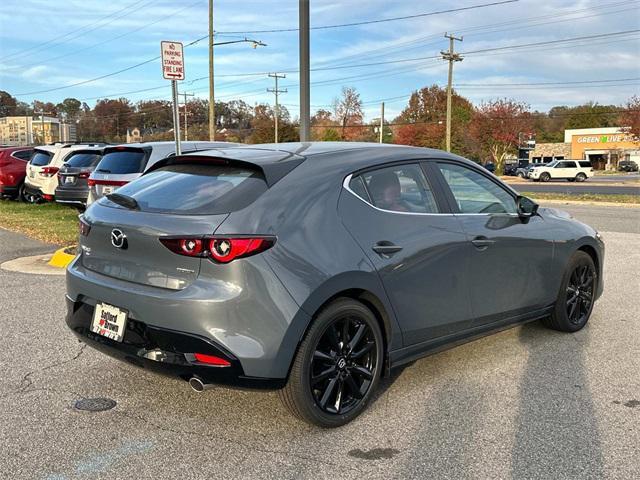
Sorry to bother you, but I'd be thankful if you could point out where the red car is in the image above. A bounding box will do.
[0,147,34,200]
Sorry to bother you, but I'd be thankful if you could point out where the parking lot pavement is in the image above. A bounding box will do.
[0,205,639,480]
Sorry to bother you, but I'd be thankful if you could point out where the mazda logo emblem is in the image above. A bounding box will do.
[111,229,127,249]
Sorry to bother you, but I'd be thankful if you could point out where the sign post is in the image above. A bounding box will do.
[161,41,185,155]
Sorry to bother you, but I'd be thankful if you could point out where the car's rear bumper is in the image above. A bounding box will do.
[55,188,88,206]
[0,185,19,196]
[65,295,286,390]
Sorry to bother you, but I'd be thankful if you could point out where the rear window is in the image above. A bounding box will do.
[30,150,53,166]
[65,151,102,168]
[96,149,147,174]
[100,163,267,214]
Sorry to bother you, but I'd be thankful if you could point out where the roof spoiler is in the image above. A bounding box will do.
[145,154,304,187]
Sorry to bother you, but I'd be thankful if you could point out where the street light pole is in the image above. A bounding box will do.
[181,92,195,141]
[379,102,385,144]
[299,0,310,142]
[208,0,215,141]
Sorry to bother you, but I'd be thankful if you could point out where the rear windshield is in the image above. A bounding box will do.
[96,149,147,174]
[65,151,102,168]
[30,150,53,166]
[100,163,268,214]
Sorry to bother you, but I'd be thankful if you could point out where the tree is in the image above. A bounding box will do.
[333,86,363,140]
[32,100,57,116]
[620,96,640,141]
[0,91,18,117]
[93,98,134,142]
[563,102,620,129]
[56,98,81,121]
[311,109,339,141]
[469,99,532,175]
[393,85,474,155]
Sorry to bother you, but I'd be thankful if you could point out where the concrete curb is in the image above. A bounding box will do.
[1,252,66,276]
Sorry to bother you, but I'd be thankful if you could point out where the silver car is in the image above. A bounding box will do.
[86,141,238,205]
[66,142,604,427]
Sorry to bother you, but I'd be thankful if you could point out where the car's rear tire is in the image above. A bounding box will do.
[540,172,551,182]
[517,172,525,178]
[575,173,587,182]
[279,298,384,428]
[543,251,596,332]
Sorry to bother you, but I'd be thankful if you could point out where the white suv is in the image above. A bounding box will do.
[24,143,105,202]
[529,160,594,182]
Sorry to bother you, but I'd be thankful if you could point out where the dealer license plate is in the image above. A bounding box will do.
[91,303,127,342]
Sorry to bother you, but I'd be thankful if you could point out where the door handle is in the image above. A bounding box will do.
[372,241,403,256]
[471,236,495,250]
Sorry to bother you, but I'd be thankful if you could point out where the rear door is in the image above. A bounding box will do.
[90,147,150,199]
[26,149,54,187]
[433,161,554,325]
[81,162,268,290]
[339,162,473,345]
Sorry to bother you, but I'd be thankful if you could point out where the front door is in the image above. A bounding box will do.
[339,162,473,346]
[434,161,554,325]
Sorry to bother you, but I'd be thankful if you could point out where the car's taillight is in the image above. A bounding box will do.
[79,217,91,236]
[39,166,59,177]
[208,237,274,263]
[160,236,275,263]
[88,179,129,187]
[159,238,204,257]
[79,172,91,179]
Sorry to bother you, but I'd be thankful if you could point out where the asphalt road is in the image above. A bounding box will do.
[1,203,639,479]
[513,183,640,196]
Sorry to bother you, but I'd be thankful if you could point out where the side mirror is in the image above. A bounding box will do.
[517,196,539,218]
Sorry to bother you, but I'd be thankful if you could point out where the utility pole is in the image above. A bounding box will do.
[34,109,53,144]
[441,33,463,153]
[208,0,215,141]
[379,102,385,144]
[267,73,287,143]
[181,92,195,141]
[299,0,310,141]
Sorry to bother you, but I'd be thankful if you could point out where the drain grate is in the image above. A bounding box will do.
[74,397,117,412]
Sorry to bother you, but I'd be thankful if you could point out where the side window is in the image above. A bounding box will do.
[438,163,517,214]
[12,150,32,161]
[579,161,591,168]
[349,164,438,213]
[556,161,574,168]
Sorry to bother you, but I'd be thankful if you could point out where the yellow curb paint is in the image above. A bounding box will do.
[47,248,75,268]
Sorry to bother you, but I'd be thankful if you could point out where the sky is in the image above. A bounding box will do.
[0,0,638,121]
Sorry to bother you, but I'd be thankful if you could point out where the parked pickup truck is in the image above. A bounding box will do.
[529,160,594,182]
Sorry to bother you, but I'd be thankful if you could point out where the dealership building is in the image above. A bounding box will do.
[531,127,640,170]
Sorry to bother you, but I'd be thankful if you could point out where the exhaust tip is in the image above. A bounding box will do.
[188,377,205,392]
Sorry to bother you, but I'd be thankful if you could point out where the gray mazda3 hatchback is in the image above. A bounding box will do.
[66,142,604,427]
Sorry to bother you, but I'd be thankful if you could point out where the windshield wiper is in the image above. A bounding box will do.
[96,168,111,173]
[107,192,139,210]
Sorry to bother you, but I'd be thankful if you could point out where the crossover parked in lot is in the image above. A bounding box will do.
[55,147,105,208]
[87,141,238,205]
[0,146,33,200]
[529,159,593,182]
[66,143,604,427]
[25,143,106,202]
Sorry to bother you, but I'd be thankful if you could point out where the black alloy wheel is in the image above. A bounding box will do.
[279,298,383,427]
[310,316,377,415]
[544,251,596,332]
[565,264,595,326]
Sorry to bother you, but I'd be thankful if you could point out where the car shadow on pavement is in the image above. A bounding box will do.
[512,321,604,478]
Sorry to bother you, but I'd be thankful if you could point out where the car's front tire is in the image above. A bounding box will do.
[279,298,384,428]
[540,172,551,182]
[543,251,596,332]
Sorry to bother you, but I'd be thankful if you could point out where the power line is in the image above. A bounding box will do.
[0,0,153,62]
[215,1,519,34]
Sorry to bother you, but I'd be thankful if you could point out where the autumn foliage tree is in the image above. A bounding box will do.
[620,96,640,141]
[393,85,474,156]
[469,99,532,175]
